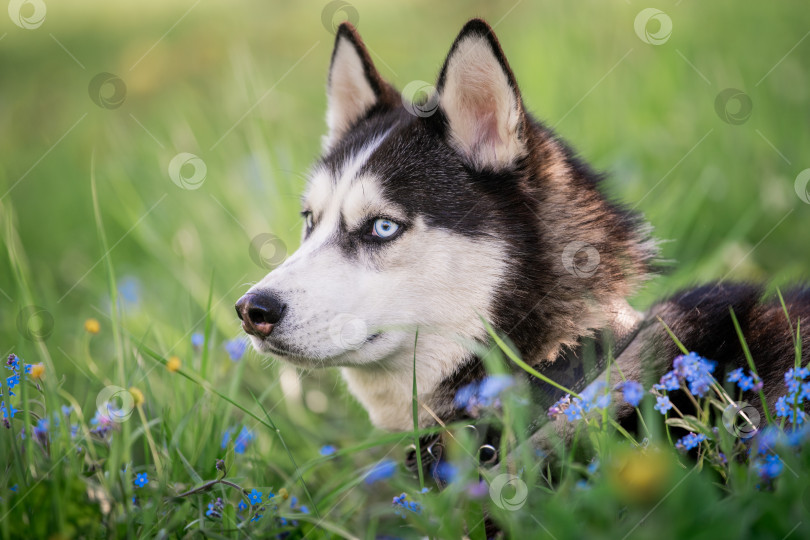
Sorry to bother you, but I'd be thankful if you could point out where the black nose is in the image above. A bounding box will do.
[235,292,286,338]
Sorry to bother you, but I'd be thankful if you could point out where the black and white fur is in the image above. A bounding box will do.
[237,20,809,434]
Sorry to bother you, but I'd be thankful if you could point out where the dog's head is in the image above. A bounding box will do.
[236,20,653,410]
[236,20,531,368]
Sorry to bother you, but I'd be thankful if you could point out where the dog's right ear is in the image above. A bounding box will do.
[324,23,396,150]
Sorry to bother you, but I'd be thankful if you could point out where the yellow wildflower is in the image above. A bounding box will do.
[166,356,181,373]
[129,387,145,407]
[84,318,100,334]
[30,363,45,379]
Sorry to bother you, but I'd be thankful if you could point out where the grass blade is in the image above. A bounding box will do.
[411,328,425,490]
[729,307,773,424]
[200,272,215,378]
[482,318,579,398]
[656,316,689,355]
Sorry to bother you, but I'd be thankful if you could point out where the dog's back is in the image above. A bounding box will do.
[645,283,809,412]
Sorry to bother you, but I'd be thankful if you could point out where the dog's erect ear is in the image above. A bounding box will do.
[325,23,397,150]
[436,19,526,170]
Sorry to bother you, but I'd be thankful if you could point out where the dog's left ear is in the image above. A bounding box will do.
[324,23,398,150]
[436,19,526,170]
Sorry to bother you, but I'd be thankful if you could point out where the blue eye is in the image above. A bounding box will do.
[372,218,400,239]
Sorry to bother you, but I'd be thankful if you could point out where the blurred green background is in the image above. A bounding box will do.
[1,0,809,475]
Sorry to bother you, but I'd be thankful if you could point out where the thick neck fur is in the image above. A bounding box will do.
[341,298,644,432]
[487,117,656,366]
[341,331,473,431]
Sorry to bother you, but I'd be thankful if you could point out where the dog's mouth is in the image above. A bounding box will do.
[259,340,301,358]
[253,332,384,364]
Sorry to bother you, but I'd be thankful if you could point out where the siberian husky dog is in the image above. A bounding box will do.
[236,19,809,438]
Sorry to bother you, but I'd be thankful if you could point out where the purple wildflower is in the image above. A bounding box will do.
[320,444,337,456]
[392,492,422,518]
[654,395,673,415]
[563,401,583,421]
[134,473,148,488]
[234,426,254,454]
[735,372,762,392]
[33,418,49,445]
[466,480,488,498]
[247,488,262,505]
[432,461,458,484]
[453,375,515,414]
[675,432,707,452]
[221,425,255,454]
[753,454,783,480]
[753,426,781,456]
[654,371,680,392]
[224,339,247,361]
[547,394,571,418]
[1,401,19,420]
[663,352,717,397]
[206,497,224,519]
[365,459,396,484]
[774,366,809,425]
[6,354,19,371]
[477,375,515,405]
[727,368,744,383]
[620,381,644,407]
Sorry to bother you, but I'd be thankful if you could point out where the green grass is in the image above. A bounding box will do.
[1,0,810,537]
